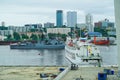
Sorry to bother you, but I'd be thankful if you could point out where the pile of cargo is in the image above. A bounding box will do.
[98,68,117,80]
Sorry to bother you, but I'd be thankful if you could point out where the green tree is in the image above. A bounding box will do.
[30,34,38,41]
[38,34,41,40]
[61,34,67,41]
[68,32,73,37]
[21,34,29,40]
[30,29,38,32]
[7,35,12,40]
[100,29,108,37]
[94,27,108,37]
[13,32,21,41]
[43,28,47,33]
[5,34,14,41]
[94,27,101,32]
[48,33,56,39]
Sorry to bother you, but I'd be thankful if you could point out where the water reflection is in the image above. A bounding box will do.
[0,45,118,66]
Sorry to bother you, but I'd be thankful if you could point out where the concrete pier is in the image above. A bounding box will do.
[61,66,118,80]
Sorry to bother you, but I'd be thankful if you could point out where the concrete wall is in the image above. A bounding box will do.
[114,0,120,71]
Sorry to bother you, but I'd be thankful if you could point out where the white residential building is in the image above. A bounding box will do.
[67,11,77,27]
[47,28,71,35]
[0,35,6,41]
[8,26,27,32]
[0,30,13,36]
[85,13,93,32]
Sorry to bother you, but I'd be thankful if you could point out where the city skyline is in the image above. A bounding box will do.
[0,0,114,26]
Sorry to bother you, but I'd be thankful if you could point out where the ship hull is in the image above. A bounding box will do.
[10,44,65,49]
[65,37,101,65]
[10,39,65,49]
[90,37,115,45]
[65,46,82,64]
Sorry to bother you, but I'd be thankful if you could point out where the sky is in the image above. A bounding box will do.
[0,0,115,26]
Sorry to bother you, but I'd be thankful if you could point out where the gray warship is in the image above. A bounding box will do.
[10,39,65,49]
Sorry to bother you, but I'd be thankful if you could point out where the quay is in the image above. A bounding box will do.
[61,66,119,80]
[0,65,119,80]
[0,66,66,80]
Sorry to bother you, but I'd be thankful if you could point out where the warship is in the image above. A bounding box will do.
[10,39,65,49]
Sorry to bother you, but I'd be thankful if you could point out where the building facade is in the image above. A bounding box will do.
[56,10,63,27]
[25,24,42,29]
[25,23,42,31]
[8,26,27,33]
[67,11,77,27]
[0,30,13,36]
[47,28,71,35]
[85,13,93,32]
[94,19,114,29]
[44,22,54,28]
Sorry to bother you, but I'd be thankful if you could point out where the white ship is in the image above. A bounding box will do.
[65,37,102,66]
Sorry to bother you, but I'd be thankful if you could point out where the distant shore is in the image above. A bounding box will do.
[0,40,37,45]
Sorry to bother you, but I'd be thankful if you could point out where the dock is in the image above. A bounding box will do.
[0,66,119,80]
[61,66,119,80]
[0,66,66,80]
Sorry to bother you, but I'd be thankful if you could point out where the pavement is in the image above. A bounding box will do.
[0,66,66,80]
[0,66,119,80]
[61,66,118,80]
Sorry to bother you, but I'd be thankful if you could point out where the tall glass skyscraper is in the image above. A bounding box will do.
[56,10,63,27]
[67,11,77,27]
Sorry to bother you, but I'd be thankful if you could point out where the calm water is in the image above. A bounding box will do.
[0,45,118,66]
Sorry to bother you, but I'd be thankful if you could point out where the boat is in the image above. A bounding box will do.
[90,37,115,45]
[10,39,65,49]
[65,37,102,65]
[0,41,20,45]
[0,40,37,45]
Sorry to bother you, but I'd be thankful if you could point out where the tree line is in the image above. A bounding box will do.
[5,32,67,41]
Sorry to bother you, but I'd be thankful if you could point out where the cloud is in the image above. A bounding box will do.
[0,0,115,26]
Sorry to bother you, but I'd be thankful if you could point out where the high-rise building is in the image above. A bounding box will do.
[114,0,120,73]
[67,11,77,27]
[56,10,63,27]
[85,13,93,32]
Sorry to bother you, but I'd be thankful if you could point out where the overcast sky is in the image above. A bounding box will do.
[0,0,114,26]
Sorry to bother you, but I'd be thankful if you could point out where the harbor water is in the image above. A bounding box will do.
[0,45,117,66]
